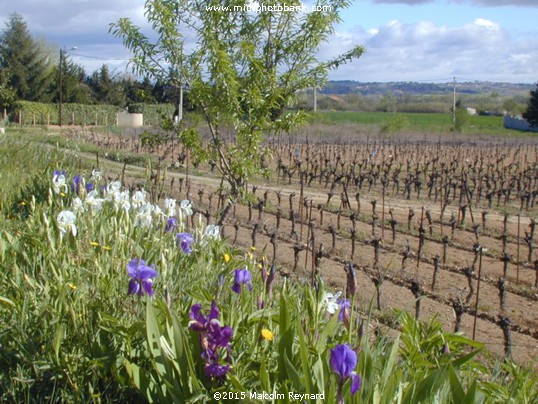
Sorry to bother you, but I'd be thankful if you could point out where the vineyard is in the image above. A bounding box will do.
[55,124,538,367]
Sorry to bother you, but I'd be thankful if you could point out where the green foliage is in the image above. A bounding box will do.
[380,114,409,134]
[110,0,364,198]
[451,99,470,133]
[0,68,15,110]
[0,14,55,102]
[522,82,538,127]
[12,101,119,126]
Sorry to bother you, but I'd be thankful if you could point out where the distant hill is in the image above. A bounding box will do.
[320,81,532,96]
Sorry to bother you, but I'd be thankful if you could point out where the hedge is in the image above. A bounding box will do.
[9,101,177,126]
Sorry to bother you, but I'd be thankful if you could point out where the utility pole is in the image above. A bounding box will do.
[313,86,317,112]
[452,76,456,126]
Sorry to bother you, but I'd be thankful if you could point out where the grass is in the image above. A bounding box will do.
[307,110,532,136]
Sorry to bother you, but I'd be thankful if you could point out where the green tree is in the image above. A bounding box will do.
[0,14,55,102]
[87,64,126,106]
[0,68,15,116]
[522,82,538,127]
[110,0,364,205]
[50,54,92,104]
[451,99,469,133]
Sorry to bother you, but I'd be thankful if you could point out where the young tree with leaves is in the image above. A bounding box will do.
[522,82,538,127]
[110,0,364,213]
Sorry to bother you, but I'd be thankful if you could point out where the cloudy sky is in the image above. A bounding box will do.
[0,0,536,83]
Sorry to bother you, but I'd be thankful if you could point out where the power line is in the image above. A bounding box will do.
[68,51,131,61]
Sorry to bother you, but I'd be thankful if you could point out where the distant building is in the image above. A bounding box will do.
[466,107,477,115]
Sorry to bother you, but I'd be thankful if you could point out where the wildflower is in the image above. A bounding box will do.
[165,217,179,233]
[337,298,351,322]
[330,344,361,402]
[232,268,253,294]
[67,283,77,290]
[113,190,131,212]
[223,253,231,263]
[176,232,194,254]
[85,190,104,212]
[189,301,233,381]
[71,175,84,194]
[72,197,84,213]
[127,258,158,297]
[52,171,68,194]
[266,263,277,295]
[179,199,193,216]
[164,198,177,217]
[321,291,343,315]
[261,328,274,341]
[134,203,154,227]
[105,181,122,200]
[131,189,147,207]
[91,169,102,182]
[90,241,100,247]
[57,210,77,237]
[204,224,220,239]
[204,363,231,380]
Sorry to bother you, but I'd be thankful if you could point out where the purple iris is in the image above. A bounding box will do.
[189,301,233,381]
[86,182,95,192]
[330,344,361,398]
[176,232,194,253]
[189,302,233,347]
[165,217,179,233]
[53,169,67,178]
[232,268,253,294]
[204,363,231,380]
[337,298,351,322]
[71,175,82,193]
[127,258,158,297]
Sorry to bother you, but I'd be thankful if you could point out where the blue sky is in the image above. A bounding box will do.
[0,0,536,83]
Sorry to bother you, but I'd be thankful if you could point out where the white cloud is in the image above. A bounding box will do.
[321,18,537,82]
[373,0,538,6]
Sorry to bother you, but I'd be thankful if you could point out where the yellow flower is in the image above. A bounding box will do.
[90,241,100,247]
[103,245,112,251]
[20,201,26,206]
[60,192,66,197]
[261,328,274,342]
[250,246,256,252]
[67,283,77,290]
[224,253,231,263]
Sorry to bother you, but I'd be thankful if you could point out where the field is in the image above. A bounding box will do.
[1,116,538,402]
[308,111,519,135]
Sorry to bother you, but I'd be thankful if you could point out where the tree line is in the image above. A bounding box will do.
[0,14,187,115]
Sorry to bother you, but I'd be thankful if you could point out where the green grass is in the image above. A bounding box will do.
[308,110,529,136]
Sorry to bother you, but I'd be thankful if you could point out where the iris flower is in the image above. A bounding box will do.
[232,268,253,294]
[57,210,77,237]
[189,301,233,381]
[176,232,194,253]
[165,217,179,233]
[330,344,361,401]
[127,258,158,297]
